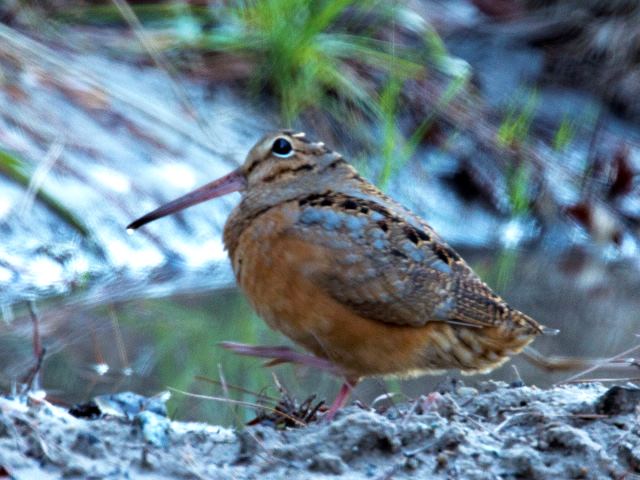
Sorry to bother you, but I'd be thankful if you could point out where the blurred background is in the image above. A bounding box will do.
[1,0,639,425]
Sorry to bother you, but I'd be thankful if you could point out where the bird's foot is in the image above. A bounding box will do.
[322,379,359,422]
[220,342,359,421]
[219,341,341,374]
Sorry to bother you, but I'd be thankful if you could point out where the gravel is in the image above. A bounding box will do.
[1,381,639,479]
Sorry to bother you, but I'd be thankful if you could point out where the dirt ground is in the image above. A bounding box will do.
[1,380,640,479]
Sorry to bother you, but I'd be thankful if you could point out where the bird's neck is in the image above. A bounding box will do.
[223,162,369,256]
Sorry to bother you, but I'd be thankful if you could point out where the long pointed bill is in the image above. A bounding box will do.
[127,168,246,231]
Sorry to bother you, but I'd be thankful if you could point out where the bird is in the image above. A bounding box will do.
[127,130,553,419]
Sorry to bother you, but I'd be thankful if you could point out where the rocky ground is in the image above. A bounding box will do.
[1,380,640,479]
[2,2,640,479]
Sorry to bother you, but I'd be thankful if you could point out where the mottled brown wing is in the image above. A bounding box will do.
[290,193,531,330]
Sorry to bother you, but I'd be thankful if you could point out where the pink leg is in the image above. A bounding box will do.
[220,342,358,421]
[219,341,340,374]
[323,378,359,421]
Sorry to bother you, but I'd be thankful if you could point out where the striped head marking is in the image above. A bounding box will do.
[242,131,343,187]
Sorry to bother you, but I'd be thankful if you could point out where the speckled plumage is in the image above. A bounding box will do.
[222,130,544,379]
[127,129,549,418]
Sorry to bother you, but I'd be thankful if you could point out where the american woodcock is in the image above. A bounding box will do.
[128,130,551,419]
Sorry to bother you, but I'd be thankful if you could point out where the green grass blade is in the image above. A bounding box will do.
[0,149,91,238]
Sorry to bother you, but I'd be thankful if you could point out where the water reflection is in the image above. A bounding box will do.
[1,245,638,426]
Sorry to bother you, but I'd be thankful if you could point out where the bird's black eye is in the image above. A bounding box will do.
[271,138,294,158]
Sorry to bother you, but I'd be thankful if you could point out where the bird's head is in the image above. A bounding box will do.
[126,130,347,231]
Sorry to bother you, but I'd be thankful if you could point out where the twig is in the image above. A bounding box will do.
[18,138,65,216]
[20,302,46,393]
[511,364,523,384]
[401,397,420,428]
[194,375,278,402]
[108,306,130,375]
[217,363,230,401]
[168,387,306,427]
[207,368,282,467]
[557,343,640,385]
[563,376,640,384]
